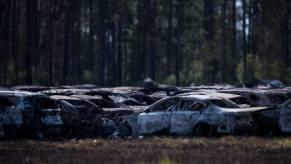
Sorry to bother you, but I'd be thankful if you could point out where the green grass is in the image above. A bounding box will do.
[1,136,291,164]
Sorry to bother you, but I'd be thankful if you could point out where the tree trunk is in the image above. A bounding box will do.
[232,0,236,58]
[175,0,185,85]
[285,0,290,67]
[63,0,71,84]
[251,0,258,56]
[48,0,53,86]
[10,0,20,85]
[72,0,81,83]
[117,16,123,85]
[221,0,226,83]
[88,0,95,74]
[26,0,38,84]
[148,0,157,81]
[242,0,247,82]
[203,0,215,83]
[97,0,108,86]
[248,0,253,55]
[166,0,173,75]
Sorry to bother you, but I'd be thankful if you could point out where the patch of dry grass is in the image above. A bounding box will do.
[1,136,291,164]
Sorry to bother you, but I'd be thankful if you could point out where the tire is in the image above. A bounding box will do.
[116,121,132,138]
[193,123,215,137]
[253,120,277,137]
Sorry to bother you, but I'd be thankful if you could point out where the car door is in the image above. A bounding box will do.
[170,99,206,135]
[137,97,178,135]
[280,100,291,132]
[0,96,22,126]
[59,100,80,125]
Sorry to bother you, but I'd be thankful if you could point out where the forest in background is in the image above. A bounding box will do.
[0,0,290,87]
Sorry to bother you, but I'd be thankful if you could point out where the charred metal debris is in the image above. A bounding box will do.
[0,82,291,140]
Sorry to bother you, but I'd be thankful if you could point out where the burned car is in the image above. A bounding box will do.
[70,94,137,116]
[178,92,256,108]
[49,95,81,136]
[0,96,23,137]
[42,89,124,108]
[98,91,145,106]
[125,95,276,137]
[220,89,289,107]
[127,92,158,105]
[50,95,116,137]
[0,91,63,139]
[111,87,159,105]
[279,99,291,133]
[70,94,119,108]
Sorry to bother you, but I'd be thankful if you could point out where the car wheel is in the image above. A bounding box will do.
[193,123,215,137]
[116,121,132,138]
[253,120,277,137]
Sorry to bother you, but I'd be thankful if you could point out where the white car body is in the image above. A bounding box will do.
[127,95,268,136]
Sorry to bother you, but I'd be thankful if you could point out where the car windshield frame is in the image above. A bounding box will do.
[208,98,240,108]
[33,96,58,109]
[229,96,253,106]
[266,93,288,105]
[144,97,179,113]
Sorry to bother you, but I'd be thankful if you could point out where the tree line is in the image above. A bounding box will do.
[0,0,290,87]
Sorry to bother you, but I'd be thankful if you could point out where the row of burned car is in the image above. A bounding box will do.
[0,84,291,139]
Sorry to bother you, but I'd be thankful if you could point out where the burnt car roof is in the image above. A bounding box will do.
[49,95,82,101]
[41,89,93,95]
[111,87,144,94]
[178,94,223,100]
[178,92,242,99]
[220,88,265,94]
[71,94,103,100]
[0,91,46,97]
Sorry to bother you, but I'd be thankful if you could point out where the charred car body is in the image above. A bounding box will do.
[177,91,256,108]
[279,99,291,133]
[1,82,290,140]
[125,95,276,137]
[50,95,116,137]
[219,89,291,134]
[220,89,289,107]
[0,96,23,137]
[0,91,63,138]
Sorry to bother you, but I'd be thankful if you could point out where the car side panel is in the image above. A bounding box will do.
[170,111,200,135]
[137,112,170,135]
[280,105,291,132]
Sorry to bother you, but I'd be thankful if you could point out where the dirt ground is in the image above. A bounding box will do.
[1,136,291,164]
